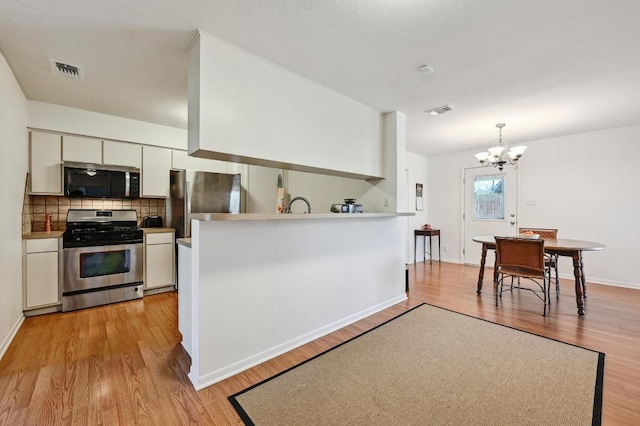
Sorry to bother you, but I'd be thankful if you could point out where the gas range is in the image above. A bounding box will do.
[62,209,144,311]
[63,209,143,248]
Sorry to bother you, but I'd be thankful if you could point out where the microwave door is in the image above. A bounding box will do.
[66,168,110,197]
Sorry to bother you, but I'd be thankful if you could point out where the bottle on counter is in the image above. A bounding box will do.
[45,213,52,233]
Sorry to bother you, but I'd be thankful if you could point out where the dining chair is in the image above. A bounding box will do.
[495,237,551,316]
[519,227,559,299]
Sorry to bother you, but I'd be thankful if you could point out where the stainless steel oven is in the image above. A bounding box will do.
[62,209,144,312]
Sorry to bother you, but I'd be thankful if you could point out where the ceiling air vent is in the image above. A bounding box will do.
[425,105,454,116]
[50,59,83,80]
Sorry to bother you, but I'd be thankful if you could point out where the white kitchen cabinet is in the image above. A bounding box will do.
[23,238,60,309]
[29,131,63,194]
[144,231,175,290]
[172,149,202,171]
[62,135,103,164]
[141,145,172,197]
[201,157,228,173]
[103,140,142,168]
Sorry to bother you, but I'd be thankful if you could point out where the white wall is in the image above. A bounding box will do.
[27,101,187,150]
[0,51,28,359]
[189,32,383,180]
[427,124,640,288]
[406,152,430,263]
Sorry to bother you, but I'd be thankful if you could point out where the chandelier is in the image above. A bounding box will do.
[474,123,527,171]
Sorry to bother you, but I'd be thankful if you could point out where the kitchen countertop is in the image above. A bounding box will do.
[22,231,64,239]
[177,238,191,248]
[191,212,414,221]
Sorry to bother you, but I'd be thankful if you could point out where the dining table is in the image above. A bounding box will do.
[472,235,606,316]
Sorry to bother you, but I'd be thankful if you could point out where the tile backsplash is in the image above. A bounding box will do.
[28,196,166,232]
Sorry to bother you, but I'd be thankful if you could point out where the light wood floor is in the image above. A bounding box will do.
[1,261,639,425]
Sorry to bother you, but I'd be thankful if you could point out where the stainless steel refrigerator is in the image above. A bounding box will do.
[168,170,241,238]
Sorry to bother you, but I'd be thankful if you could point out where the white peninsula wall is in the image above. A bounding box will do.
[179,213,409,389]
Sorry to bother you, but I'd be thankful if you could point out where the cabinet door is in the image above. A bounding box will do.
[141,146,171,197]
[103,140,142,168]
[172,150,202,171]
[145,243,174,289]
[30,131,63,194]
[25,251,59,308]
[201,158,228,173]
[62,135,103,164]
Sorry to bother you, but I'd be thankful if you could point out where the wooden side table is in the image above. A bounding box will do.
[414,229,441,264]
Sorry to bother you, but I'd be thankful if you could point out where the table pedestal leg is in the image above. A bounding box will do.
[572,251,586,316]
[477,244,488,295]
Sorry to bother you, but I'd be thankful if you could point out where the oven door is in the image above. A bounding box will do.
[63,243,143,293]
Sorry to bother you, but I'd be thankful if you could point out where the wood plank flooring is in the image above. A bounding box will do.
[1,261,639,425]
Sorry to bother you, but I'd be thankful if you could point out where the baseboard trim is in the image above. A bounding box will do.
[0,313,25,361]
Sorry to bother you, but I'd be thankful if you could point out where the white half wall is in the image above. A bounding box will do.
[427,124,640,288]
[190,216,408,389]
[188,32,383,179]
[0,51,27,359]
[27,101,187,150]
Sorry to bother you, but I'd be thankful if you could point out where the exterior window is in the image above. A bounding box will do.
[474,174,505,220]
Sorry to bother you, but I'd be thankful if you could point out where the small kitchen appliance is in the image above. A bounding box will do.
[330,198,363,213]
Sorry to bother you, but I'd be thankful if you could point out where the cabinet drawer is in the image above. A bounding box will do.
[26,238,59,253]
[146,232,174,245]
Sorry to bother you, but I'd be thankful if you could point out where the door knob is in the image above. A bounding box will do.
[510,214,515,217]
[510,221,515,225]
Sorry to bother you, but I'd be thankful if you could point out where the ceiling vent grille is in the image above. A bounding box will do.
[50,59,83,79]
[425,105,454,116]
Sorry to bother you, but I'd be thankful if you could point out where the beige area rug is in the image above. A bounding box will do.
[229,304,604,425]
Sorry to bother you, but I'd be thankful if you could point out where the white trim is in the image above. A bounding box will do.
[0,314,25,361]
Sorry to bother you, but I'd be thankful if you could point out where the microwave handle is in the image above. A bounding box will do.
[124,171,130,198]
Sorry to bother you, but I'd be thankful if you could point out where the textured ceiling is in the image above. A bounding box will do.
[2,0,640,156]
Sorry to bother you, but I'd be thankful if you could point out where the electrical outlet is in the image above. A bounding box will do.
[442,245,449,253]
[383,197,390,207]
[525,198,537,206]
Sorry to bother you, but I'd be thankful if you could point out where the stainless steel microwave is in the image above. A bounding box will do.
[63,164,140,199]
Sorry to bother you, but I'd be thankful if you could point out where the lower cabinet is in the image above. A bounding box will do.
[23,238,61,310]
[144,231,175,291]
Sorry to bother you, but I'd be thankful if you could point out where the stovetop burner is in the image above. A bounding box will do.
[63,209,143,248]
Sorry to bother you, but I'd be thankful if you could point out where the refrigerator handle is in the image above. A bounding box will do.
[185,178,191,238]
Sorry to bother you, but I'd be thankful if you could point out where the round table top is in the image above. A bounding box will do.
[472,235,606,252]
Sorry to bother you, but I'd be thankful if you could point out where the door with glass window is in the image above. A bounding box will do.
[463,167,518,265]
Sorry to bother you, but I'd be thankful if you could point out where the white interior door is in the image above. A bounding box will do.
[463,167,518,265]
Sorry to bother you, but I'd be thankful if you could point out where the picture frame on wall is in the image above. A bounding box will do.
[416,183,423,211]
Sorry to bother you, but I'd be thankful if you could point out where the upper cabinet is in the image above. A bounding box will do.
[62,135,102,164]
[62,136,142,169]
[201,158,229,173]
[172,149,202,171]
[103,140,142,169]
[142,146,171,198]
[29,130,171,197]
[29,131,63,195]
